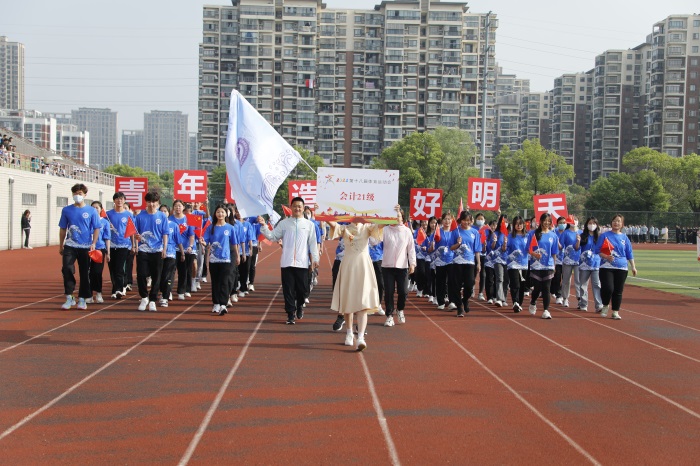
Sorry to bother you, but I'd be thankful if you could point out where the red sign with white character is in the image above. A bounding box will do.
[467,178,500,211]
[174,170,208,203]
[533,193,568,220]
[225,176,235,204]
[409,188,443,221]
[115,177,148,210]
[288,180,317,206]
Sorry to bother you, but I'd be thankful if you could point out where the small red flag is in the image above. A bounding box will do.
[416,228,427,245]
[525,220,531,230]
[434,227,441,243]
[282,205,292,216]
[565,214,576,225]
[124,216,137,238]
[500,221,508,235]
[450,218,458,231]
[601,237,614,256]
[202,219,211,231]
[99,209,107,219]
[457,198,464,218]
[185,213,203,230]
[88,249,103,263]
[529,234,539,253]
[178,224,187,234]
[479,225,488,244]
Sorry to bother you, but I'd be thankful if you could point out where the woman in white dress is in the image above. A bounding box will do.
[328,205,401,351]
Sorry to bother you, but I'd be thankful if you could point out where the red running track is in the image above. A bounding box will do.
[0,243,699,464]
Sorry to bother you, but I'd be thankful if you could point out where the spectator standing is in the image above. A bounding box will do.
[21,210,32,249]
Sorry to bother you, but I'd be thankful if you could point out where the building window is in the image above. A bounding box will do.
[57,197,69,207]
[22,193,37,206]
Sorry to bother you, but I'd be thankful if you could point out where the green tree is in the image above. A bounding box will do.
[372,131,445,207]
[208,164,228,205]
[585,170,671,214]
[104,164,165,193]
[431,126,479,211]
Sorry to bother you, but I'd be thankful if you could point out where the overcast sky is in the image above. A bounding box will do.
[5,0,697,134]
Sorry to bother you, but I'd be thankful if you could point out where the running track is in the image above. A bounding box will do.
[0,244,698,464]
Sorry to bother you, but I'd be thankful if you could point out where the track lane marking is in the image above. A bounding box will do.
[0,294,64,315]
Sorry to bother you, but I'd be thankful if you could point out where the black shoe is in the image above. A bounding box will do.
[296,308,304,319]
[115,291,123,300]
[218,306,228,316]
[286,317,295,325]
[457,310,465,317]
[332,315,345,332]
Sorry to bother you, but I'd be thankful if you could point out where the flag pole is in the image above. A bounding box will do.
[295,152,317,175]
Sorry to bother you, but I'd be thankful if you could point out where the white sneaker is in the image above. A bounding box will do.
[138,298,148,311]
[185,292,191,298]
[478,293,485,301]
[448,303,457,310]
[398,310,405,324]
[178,294,185,300]
[126,284,132,292]
[212,304,221,314]
[344,332,354,346]
[191,283,198,293]
[61,295,76,310]
[148,301,157,312]
[384,316,395,327]
[231,294,238,303]
[437,304,445,310]
[201,277,208,283]
[600,305,609,318]
[159,298,169,308]
[524,291,530,297]
[376,305,385,316]
[563,299,569,308]
[248,284,255,291]
[85,297,94,304]
[95,293,104,304]
[555,297,564,305]
[528,304,537,315]
[416,291,423,297]
[541,310,552,319]
[196,282,201,290]
[169,293,173,300]
[578,305,587,311]
[304,298,310,304]
[357,338,367,351]
[238,291,246,298]
[111,294,117,299]
[487,299,494,304]
[495,300,503,307]
[612,311,621,320]
[227,299,232,306]
[428,296,435,304]
[77,298,87,310]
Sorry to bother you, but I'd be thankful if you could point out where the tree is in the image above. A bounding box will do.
[585,171,671,216]
[372,131,445,207]
[208,164,228,204]
[431,127,479,211]
[104,164,165,192]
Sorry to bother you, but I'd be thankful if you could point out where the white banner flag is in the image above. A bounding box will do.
[224,90,300,217]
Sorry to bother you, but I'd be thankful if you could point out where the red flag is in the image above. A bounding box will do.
[450,218,458,231]
[565,214,576,225]
[416,228,427,245]
[195,219,211,239]
[525,220,531,230]
[88,249,103,263]
[500,221,508,235]
[601,237,614,256]
[529,234,539,253]
[124,216,137,238]
[202,219,211,231]
[457,198,464,217]
[99,209,107,219]
[282,205,292,216]
[479,225,489,244]
[178,224,187,234]
[434,227,441,243]
[185,213,203,230]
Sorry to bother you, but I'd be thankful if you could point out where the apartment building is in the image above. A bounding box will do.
[55,124,90,165]
[0,36,24,110]
[494,68,529,153]
[0,109,56,152]
[189,132,198,170]
[121,130,144,168]
[143,110,189,174]
[71,108,119,168]
[520,91,552,150]
[198,0,498,173]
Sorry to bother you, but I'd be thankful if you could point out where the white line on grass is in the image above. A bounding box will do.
[629,276,700,291]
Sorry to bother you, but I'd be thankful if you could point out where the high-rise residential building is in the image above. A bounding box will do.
[494,68,529,153]
[0,36,25,110]
[143,110,189,174]
[646,14,700,157]
[590,46,648,181]
[55,124,90,165]
[121,130,144,168]
[189,132,198,169]
[71,108,119,168]
[520,91,552,150]
[198,0,498,173]
[551,71,593,187]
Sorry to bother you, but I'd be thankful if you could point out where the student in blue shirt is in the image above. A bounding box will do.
[158,204,182,308]
[430,212,456,310]
[205,205,241,315]
[133,191,169,312]
[368,237,385,314]
[506,216,529,313]
[86,201,111,305]
[551,216,567,304]
[246,216,262,292]
[595,214,637,320]
[491,214,509,307]
[106,192,136,299]
[58,183,101,311]
[235,211,253,298]
[578,216,603,312]
[560,216,581,308]
[449,211,482,316]
[168,200,195,300]
[527,213,559,319]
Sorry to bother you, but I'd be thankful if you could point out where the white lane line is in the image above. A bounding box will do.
[178,287,281,466]
[619,309,700,333]
[473,302,700,421]
[0,294,64,315]
[0,296,137,355]
[411,302,601,466]
[359,353,402,466]
[0,294,210,442]
[629,276,700,291]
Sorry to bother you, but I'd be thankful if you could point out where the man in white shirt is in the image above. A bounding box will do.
[381,208,417,327]
[259,197,320,324]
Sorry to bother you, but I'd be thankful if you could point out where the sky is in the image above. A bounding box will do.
[4,0,697,135]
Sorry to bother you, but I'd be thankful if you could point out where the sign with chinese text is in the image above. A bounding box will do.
[115,177,148,210]
[467,178,500,211]
[174,170,208,203]
[533,193,568,220]
[315,167,399,224]
[288,180,317,206]
[225,176,235,204]
[409,188,443,221]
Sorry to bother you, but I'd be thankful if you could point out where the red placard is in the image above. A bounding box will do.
[409,188,443,221]
[174,170,208,203]
[224,176,235,204]
[288,180,317,206]
[467,178,500,211]
[115,177,148,210]
[533,193,568,220]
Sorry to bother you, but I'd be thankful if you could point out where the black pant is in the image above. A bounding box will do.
[160,257,177,300]
[550,264,562,297]
[450,263,476,312]
[531,275,552,310]
[435,265,449,305]
[62,246,91,299]
[126,251,135,285]
[281,266,308,319]
[176,252,195,295]
[485,267,496,300]
[382,267,408,317]
[210,262,232,305]
[23,228,30,247]
[478,254,486,293]
[423,262,434,297]
[415,258,426,292]
[508,268,526,306]
[373,260,384,304]
[238,256,250,292]
[89,248,107,293]
[136,252,163,301]
[599,268,628,311]
[228,247,240,296]
[249,246,259,284]
[109,247,130,294]
[332,259,341,290]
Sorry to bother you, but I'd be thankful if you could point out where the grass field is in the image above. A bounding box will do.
[628,248,700,299]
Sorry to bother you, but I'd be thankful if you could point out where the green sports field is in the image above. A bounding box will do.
[627,248,700,299]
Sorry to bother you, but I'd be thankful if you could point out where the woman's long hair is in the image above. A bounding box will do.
[535,213,552,241]
[495,213,508,236]
[580,216,600,245]
[510,215,525,238]
[426,216,437,236]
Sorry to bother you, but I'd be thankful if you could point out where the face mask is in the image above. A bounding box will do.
[557,224,566,231]
[475,220,484,227]
[73,195,84,204]
[587,224,597,232]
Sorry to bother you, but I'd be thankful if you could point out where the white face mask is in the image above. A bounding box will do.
[475,220,484,227]
[587,224,596,232]
[73,195,84,204]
